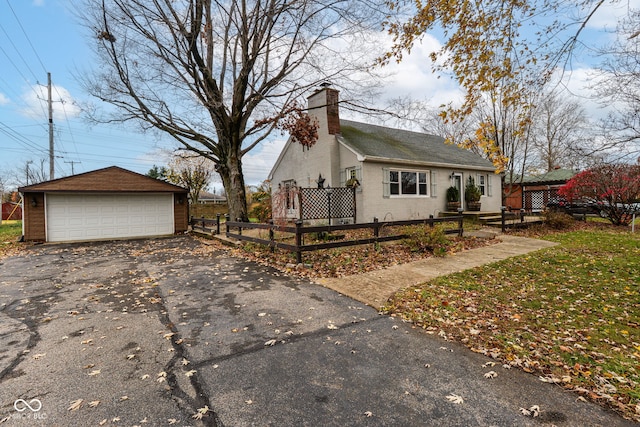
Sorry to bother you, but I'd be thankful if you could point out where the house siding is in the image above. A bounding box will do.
[174,195,189,233]
[346,161,502,223]
[23,192,46,241]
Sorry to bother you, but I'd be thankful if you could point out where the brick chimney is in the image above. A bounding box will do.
[307,85,340,135]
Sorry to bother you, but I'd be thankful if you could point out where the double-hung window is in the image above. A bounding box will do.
[476,174,493,197]
[477,174,486,196]
[389,170,429,196]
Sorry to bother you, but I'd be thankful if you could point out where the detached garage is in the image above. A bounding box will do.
[19,166,189,242]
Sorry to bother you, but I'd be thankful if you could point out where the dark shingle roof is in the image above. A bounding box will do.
[338,120,494,170]
[19,166,187,193]
[514,168,577,185]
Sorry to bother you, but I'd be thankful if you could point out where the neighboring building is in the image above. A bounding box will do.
[197,190,227,205]
[2,202,22,220]
[19,166,189,242]
[268,87,501,223]
[504,168,577,212]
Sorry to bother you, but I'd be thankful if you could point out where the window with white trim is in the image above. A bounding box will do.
[283,180,296,210]
[475,174,493,197]
[477,174,486,196]
[388,169,429,196]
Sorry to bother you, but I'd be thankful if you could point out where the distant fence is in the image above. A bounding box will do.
[500,208,544,232]
[191,214,464,264]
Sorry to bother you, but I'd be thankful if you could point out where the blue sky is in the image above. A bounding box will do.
[0,0,634,190]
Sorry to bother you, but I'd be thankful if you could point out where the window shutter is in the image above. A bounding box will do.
[430,170,437,197]
[382,168,390,198]
[340,169,346,186]
[356,166,362,181]
[487,174,493,197]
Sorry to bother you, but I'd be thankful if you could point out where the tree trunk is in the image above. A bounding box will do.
[219,153,248,222]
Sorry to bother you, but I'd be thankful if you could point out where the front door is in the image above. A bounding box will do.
[453,174,463,203]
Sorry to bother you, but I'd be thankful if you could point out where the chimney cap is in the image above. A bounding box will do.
[319,81,332,88]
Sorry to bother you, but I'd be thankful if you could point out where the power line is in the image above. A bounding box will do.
[0,121,48,155]
[3,0,47,74]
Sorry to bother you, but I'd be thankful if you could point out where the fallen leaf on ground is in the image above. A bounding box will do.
[68,399,83,411]
[446,394,464,404]
[192,406,209,420]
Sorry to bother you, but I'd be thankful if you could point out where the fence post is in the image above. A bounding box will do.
[201,216,205,232]
[457,208,463,236]
[237,218,242,236]
[428,214,434,228]
[225,214,230,236]
[295,220,303,264]
[189,215,193,229]
[269,219,275,252]
[501,206,506,232]
[216,213,221,235]
[373,217,379,239]
[520,209,525,223]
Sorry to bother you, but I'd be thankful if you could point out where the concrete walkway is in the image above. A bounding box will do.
[316,232,558,309]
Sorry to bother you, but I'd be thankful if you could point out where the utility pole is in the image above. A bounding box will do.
[64,160,81,175]
[48,72,54,180]
[25,160,33,186]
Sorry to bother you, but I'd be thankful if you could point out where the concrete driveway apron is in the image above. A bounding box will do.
[0,236,634,426]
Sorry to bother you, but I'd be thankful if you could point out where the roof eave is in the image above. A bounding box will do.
[362,155,496,172]
[337,137,366,161]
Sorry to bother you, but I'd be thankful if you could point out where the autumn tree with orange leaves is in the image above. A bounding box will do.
[382,0,611,173]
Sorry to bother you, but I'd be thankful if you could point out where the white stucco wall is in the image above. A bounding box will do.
[355,162,501,223]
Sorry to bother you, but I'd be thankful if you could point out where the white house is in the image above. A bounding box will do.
[268,87,501,223]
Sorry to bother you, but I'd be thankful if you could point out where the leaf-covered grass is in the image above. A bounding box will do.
[0,220,23,259]
[383,228,640,421]
[228,221,492,279]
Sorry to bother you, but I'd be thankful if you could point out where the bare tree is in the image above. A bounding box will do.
[594,10,640,161]
[529,90,593,172]
[165,155,215,204]
[77,0,387,220]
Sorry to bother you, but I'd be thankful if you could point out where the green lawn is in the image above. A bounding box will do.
[0,220,22,259]
[383,227,640,422]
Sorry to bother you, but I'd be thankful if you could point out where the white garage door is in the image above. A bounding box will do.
[46,193,174,242]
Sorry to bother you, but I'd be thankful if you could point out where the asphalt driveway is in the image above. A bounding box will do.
[0,236,634,426]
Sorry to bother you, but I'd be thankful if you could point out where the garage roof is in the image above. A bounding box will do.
[19,166,188,193]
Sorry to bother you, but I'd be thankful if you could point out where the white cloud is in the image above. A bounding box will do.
[19,84,81,120]
[0,93,9,105]
[242,137,287,185]
[585,0,640,30]
[375,32,462,108]
[32,0,45,6]
[551,67,612,121]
